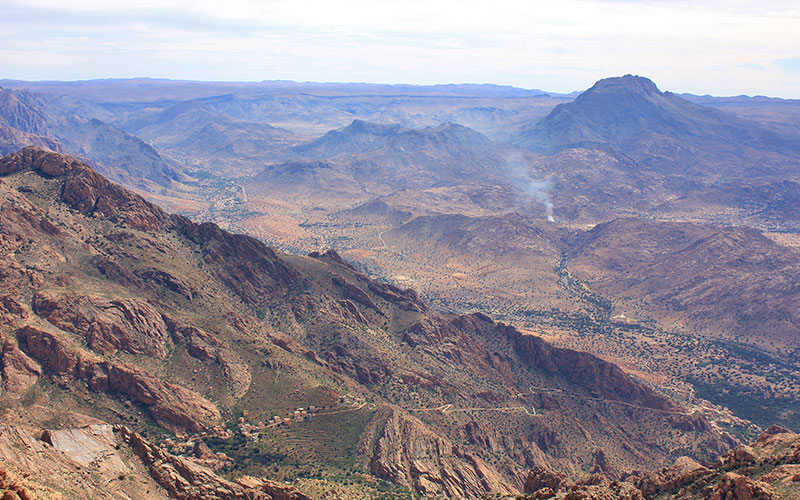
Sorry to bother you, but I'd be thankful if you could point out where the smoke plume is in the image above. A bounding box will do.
[505,153,556,223]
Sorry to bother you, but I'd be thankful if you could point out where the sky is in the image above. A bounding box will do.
[1,0,799,98]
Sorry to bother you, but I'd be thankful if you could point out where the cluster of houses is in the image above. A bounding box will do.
[267,406,319,427]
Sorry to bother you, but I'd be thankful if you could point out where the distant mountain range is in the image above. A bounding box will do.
[0,86,181,188]
[511,75,800,163]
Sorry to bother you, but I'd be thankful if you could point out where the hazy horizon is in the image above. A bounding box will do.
[2,0,799,99]
[1,74,797,101]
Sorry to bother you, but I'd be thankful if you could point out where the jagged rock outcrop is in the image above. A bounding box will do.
[524,426,800,500]
[32,290,172,358]
[590,450,618,480]
[0,420,168,500]
[17,326,220,432]
[402,316,513,383]
[358,405,514,499]
[312,249,427,313]
[0,296,28,327]
[0,147,175,231]
[179,221,299,304]
[0,337,41,396]
[703,473,775,500]
[0,461,47,500]
[564,475,645,500]
[508,326,677,411]
[117,425,311,500]
[631,456,710,497]
[0,349,38,399]
[524,466,567,494]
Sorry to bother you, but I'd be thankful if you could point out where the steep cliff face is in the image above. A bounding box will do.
[359,405,514,499]
[0,146,176,231]
[32,290,173,358]
[0,337,41,397]
[117,425,312,500]
[17,326,221,432]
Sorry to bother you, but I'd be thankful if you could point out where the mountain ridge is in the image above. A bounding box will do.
[0,146,733,498]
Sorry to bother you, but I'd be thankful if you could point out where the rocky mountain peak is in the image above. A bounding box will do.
[344,119,401,136]
[583,74,662,98]
[0,146,175,231]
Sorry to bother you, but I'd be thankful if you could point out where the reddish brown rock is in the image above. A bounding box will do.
[193,439,215,460]
[17,326,220,432]
[524,466,567,494]
[591,449,618,480]
[0,462,40,500]
[0,296,28,326]
[704,472,775,500]
[358,405,514,499]
[401,316,513,383]
[331,276,385,316]
[233,476,312,500]
[179,221,299,304]
[118,425,311,500]
[0,145,81,176]
[716,445,758,469]
[633,456,710,497]
[0,338,41,397]
[563,477,644,500]
[509,327,677,411]
[32,290,171,358]
[0,147,174,231]
[167,320,251,398]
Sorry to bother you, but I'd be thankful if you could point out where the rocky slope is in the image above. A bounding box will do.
[0,147,733,498]
[567,217,800,353]
[522,425,800,500]
[0,417,311,500]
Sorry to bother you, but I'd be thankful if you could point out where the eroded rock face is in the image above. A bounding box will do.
[0,147,174,231]
[41,424,128,474]
[632,456,710,497]
[179,221,299,305]
[0,338,41,397]
[509,327,678,412]
[703,472,775,500]
[1,420,310,500]
[0,296,28,327]
[401,315,515,384]
[0,421,169,500]
[117,425,311,500]
[525,426,800,500]
[32,290,172,358]
[358,405,514,499]
[0,461,46,500]
[524,466,567,493]
[563,475,645,500]
[17,326,220,432]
